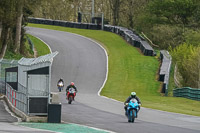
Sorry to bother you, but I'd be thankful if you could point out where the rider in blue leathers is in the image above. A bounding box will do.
[124,92,141,117]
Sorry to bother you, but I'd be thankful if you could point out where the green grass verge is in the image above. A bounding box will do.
[26,34,50,56]
[28,23,200,116]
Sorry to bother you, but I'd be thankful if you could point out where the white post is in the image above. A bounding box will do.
[26,72,29,115]
[49,65,51,103]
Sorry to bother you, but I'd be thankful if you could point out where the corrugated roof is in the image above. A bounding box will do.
[18,51,58,66]
[0,59,18,64]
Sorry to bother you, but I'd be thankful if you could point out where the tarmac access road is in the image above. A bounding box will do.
[0,100,55,133]
[26,27,200,133]
[0,99,108,133]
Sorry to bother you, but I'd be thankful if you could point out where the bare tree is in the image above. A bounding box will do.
[0,0,16,58]
[198,49,200,88]
[109,0,121,25]
[0,27,10,58]
[0,21,2,41]
[14,0,24,53]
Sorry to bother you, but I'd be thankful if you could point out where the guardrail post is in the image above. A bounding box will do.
[12,89,13,105]
[15,91,16,107]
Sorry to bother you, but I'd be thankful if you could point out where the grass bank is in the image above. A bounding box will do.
[26,34,50,56]
[28,23,200,116]
[4,34,49,60]
[4,35,33,60]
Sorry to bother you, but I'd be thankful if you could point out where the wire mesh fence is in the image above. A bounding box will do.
[6,83,27,114]
[0,59,18,94]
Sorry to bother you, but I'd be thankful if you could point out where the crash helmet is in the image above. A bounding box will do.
[131,92,136,98]
[70,82,74,86]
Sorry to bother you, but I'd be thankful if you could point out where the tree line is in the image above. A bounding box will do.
[0,0,199,88]
[0,0,40,58]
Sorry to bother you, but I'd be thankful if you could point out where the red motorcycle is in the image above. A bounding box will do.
[67,87,76,104]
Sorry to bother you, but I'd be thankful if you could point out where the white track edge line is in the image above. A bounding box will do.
[34,36,52,54]
[30,31,117,133]
[66,32,123,104]
[30,27,200,119]
[32,27,122,103]
[65,122,116,133]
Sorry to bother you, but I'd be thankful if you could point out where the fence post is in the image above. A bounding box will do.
[12,89,13,104]
[10,87,11,101]
[6,87,7,97]
[15,91,16,107]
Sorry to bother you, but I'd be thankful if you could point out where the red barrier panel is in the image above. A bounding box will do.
[15,92,16,107]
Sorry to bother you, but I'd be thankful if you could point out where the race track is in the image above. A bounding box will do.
[26,27,200,133]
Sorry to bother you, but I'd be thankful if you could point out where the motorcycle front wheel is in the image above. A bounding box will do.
[130,110,135,123]
[68,96,73,104]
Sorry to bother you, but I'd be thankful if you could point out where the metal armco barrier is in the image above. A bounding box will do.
[28,17,155,56]
[159,50,172,96]
[173,87,200,101]
[28,18,173,96]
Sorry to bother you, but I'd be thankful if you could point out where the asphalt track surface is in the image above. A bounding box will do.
[0,100,54,133]
[25,27,200,133]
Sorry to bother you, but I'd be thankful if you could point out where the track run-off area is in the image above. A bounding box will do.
[23,27,200,133]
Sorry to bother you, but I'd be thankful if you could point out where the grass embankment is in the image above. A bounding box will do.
[4,35,32,60]
[28,23,200,116]
[4,34,49,60]
[26,34,50,56]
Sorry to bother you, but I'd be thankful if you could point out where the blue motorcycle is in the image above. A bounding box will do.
[126,99,139,123]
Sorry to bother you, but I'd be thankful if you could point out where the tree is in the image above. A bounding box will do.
[183,47,200,88]
[0,0,41,58]
[0,0,16,58]
[150,25,184,49]
[14,0,24,53]
[171,43,200,88]
[184,30,200,47]
[108,0,122,25]
[148,0,198,27]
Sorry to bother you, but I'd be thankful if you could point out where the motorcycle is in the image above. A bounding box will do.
[67,87,76,104]
[58,81,64,92]
[126,99,139,123]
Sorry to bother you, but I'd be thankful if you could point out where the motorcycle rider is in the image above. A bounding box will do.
[124,92,141,117]
[57,78,64,91]
[66,82,77,98]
